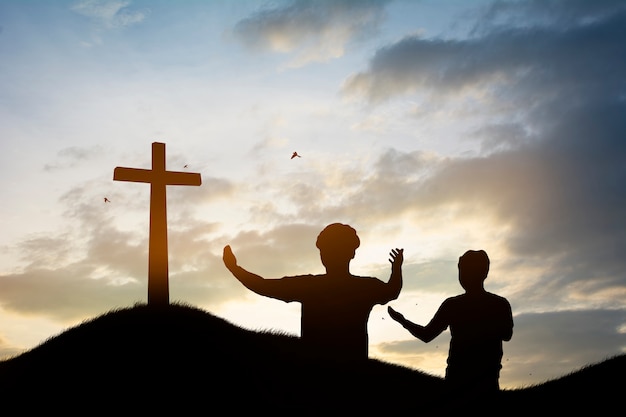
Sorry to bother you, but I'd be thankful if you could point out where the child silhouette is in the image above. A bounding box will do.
[388,249,513,399]
[223,222,404,361]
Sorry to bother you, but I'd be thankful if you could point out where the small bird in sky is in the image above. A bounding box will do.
[104,197,111,203]
[291,151,301,159]
[184,164,188,168]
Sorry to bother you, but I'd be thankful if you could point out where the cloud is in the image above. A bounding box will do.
[43,146,103,171]
[232,0,391,67]
[0,174,239,323]
[334,1,626,312]
[342,1,626,105]
[0,194,147,321]
[472,0,626,33]
[167,175,235,208]
[71,0,148,29]
[312,122,626,310]
[224,223,323,276]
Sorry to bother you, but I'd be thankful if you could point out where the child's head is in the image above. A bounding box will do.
[458,249,490,291]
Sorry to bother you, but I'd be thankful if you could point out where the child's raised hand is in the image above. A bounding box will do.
[387,306,405,323]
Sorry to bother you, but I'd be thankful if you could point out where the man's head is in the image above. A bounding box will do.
[316,223,360,268]
[458,249,490,291]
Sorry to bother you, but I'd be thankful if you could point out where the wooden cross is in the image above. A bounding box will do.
[114,142,202,306]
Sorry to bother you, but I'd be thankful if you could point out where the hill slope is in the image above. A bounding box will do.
[0,303,622,415]
[500,352,625,413]
[0,303,444,414]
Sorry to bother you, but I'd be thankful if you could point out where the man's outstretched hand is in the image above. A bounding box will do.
[223,245,237,270]
[389,248,404,267]
[388,306,405,324]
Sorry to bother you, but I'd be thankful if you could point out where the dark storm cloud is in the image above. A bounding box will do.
[474,0,626,31]
[344,2,626,105]
[338,1,626,306]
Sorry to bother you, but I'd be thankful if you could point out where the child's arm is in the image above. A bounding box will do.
[387,306,446,343]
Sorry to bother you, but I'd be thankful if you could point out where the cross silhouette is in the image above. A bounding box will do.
[114,142,202,306]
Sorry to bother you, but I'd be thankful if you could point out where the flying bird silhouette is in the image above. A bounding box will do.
[291,151,301,159]
[104,197,111,203]
[184,164,188,168]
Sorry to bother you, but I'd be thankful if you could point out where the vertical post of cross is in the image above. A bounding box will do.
[148,142,168,306]
[114,142,202,307]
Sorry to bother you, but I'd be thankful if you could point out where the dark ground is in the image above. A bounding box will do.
[0,303,621,415]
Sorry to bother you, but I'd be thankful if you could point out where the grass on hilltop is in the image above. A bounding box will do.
[0,302,621,415]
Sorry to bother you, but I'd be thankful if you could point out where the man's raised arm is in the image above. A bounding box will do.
[223,245,271,295]
[386,248,404,300]
[223,245,292,301]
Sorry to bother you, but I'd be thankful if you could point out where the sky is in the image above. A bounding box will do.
[1,0,625,390]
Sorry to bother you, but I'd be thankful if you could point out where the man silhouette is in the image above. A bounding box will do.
[223,222,403,361]
[388,249,513,401]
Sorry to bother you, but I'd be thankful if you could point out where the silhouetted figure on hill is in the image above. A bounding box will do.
[388,249,513,403]
[223,222,403,361]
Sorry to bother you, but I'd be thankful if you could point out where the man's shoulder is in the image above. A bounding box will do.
[485,291,511,304]
[443,292,506,305]
[282,274,320,280]
[439,294,464,310]
[444,294,465,302]
[351,274,377,279]
[350,274,385,285]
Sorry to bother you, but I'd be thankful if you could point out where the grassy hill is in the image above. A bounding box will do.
[0,303,622,415]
